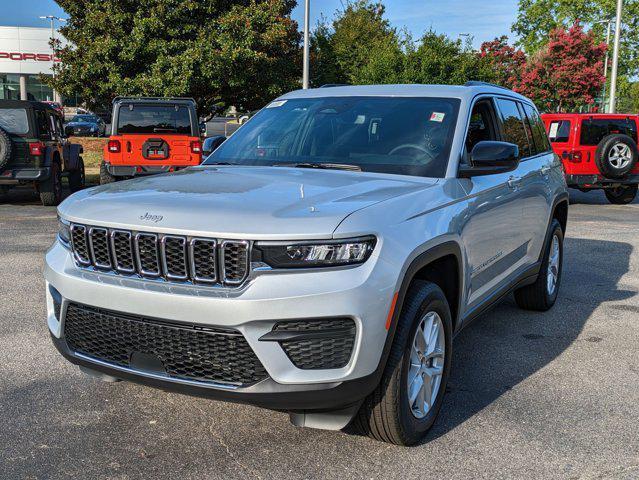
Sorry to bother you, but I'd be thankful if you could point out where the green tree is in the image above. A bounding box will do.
[403,31,488,85]
[50,0,300,112]
[513,0,639,77]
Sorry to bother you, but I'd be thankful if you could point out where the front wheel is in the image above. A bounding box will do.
[354,281,452,445]
[605,184,637,205]
[515,219,563,311]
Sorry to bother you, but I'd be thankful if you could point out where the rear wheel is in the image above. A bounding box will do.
[515,219,563,311]
[99,161,117,184]
[39,160,63,206]
[68,157,85,193]
[354,281,452,445]
[604,184,637,205]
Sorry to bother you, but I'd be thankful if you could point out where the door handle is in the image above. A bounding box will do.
[507,176,522,189]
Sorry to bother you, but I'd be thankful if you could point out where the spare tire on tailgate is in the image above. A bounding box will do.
[595,134,638,179]
[0,126,13,171]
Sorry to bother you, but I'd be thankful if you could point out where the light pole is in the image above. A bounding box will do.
[594,19,613,112]
[39,15,66,103]
[608,0,623,113]
[302,0,310,89]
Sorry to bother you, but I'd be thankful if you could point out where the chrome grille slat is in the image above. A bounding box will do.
[221,240,250,285]
[88,227,111,269]
[69,223,249,287]
[135,233,161,277]
[190,238,217,283]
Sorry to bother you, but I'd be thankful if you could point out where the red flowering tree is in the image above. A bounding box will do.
[516,22,606,112]
[479,36,526,89]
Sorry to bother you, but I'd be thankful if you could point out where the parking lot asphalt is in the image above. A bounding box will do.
[1,187,638,480]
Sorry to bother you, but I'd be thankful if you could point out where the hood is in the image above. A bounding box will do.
[59,166,433,239]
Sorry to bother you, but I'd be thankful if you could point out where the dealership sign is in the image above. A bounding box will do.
[0,52,60,62]
[0,26,66,75]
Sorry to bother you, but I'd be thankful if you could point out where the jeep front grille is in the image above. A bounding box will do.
[64,303,268,386]
[69,223,250,287]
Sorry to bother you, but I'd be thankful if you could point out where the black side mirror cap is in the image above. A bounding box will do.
[458,141,520,178]
[202,135,226,156]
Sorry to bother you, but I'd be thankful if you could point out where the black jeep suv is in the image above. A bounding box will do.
[0,100,85,206]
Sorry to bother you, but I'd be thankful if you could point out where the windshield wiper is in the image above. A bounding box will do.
[274,162,361,171]
[204,161,237,166]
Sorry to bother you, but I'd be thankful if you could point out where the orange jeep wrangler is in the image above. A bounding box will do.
[100,97,202,183]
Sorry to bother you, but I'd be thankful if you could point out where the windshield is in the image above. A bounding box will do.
[204,96,460,177]
[71,115,98,123]
[0,108,29,134]
[116,104,192,134]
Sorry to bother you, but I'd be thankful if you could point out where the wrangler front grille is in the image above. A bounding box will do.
[69,224,250,287]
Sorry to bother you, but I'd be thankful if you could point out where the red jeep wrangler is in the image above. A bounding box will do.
[542,113,639,204]
[100,97,202,184]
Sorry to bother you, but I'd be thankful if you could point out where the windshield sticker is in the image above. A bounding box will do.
[266,100,287,109]
[430,112,445,122]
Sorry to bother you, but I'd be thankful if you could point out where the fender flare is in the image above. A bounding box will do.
[369,241,463,385]
[538,192,569,263]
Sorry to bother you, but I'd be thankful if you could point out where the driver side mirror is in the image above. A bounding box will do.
[458,141,520,178]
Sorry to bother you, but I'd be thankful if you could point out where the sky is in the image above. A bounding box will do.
[4,0,520,48]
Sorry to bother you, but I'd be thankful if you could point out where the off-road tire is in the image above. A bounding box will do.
[0,126,12,171]
[100,161,117,184]
[39,160,63,206]
[515,219,563,311]
[604,184,638,205]
[595,134,638,179]
[68,156,85,193]
[354,281,452,446]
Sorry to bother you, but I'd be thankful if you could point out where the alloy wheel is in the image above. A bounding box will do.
[608,143,632,169]
[407,311,445,419]
[547,234,560,295]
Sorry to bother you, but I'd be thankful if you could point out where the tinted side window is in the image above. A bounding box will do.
[580,119,638,146]
[548,120,571,143]
[35,110,51,139]
[495,98,531,158]
[523,103,551,153]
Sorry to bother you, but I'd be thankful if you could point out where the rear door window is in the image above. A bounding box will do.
[495,98,532,158]
[579,118,638,145]
[0,108,29,134]
[522,103,551,153]
[117,104,192,135]
[548,120,571,143]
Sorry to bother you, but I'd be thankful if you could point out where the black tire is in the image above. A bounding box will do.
[0,126,13,171]
[39,160,63,206]
[604,184,638,205]
[595,134,638,179]
[354,281,453,445]
[99,161,117,184]
[68,156,85,193]
[515,219,563,311]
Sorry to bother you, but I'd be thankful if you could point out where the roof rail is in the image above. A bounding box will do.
[319,84,349,88]
[464,81,511,91]
[112,96,196,104]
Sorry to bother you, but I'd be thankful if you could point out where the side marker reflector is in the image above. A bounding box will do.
[385,292,399,330]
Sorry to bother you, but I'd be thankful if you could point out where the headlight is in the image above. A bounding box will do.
[254,237,376,268]
[58,216,71,248]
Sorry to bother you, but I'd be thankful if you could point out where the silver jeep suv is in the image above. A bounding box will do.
[45,83,568,445]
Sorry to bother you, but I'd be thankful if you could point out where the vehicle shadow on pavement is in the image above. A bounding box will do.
[422,236,635,444]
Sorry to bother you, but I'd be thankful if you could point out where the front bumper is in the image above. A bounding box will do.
[44,240,396,410]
